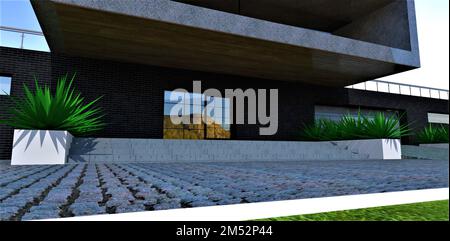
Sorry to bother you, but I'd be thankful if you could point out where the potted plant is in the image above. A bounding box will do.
[0,74,104,165]
[301,112,410,159]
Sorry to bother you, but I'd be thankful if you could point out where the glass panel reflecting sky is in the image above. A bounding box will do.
[0,29,50,52]
[0,76,12,95]
[0,0,49,51]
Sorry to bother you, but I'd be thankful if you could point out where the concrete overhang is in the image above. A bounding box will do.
[31,0,420,87]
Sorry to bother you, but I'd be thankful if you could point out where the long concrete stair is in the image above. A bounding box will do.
[68,138,370,163]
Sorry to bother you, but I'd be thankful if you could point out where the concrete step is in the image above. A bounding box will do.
[68,138,370,163]
[401,145,449,160]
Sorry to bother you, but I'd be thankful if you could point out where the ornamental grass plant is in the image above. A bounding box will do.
[0,74,105,136]
[301,111,410,141]
[416,124,449,143]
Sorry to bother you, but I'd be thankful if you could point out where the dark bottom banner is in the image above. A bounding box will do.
[1,221,448,240]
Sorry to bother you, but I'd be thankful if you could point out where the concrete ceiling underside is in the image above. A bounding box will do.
[32,1,413,87]
[175,0,394,32]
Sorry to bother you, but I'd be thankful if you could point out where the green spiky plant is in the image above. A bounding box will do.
[0,74,105,136]
[416,124,449,143]
[301,111,410,141]
[302,120,330,141]
[359,112,410,139]
[339,113,365,140]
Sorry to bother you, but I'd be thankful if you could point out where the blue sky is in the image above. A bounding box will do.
[0,0,448,90]
[0,0,48,51]
[1,0,41,31]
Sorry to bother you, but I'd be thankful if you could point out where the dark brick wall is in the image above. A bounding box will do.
[0,46,448,159]
[0,48,52,159]
[50,53,166,140]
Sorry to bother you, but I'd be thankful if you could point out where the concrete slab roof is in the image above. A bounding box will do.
[31,0,420,86]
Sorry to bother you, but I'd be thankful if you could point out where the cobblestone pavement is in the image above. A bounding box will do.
[0,159,448,220]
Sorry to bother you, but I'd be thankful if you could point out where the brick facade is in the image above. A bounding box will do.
[0,47,448,159]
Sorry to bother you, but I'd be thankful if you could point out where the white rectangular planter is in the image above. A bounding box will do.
[11,129,73,165]
[330,139,402,160]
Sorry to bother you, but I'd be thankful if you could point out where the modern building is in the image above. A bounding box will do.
[0,0,448,159]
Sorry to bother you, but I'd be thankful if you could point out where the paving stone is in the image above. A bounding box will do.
[22,211,61,220]
[0,206,20,221]
[30,203,61,211]
[134,190,160,200]
[105,198,129,209]
[44,191,72,203]
[115,203,146,213]
[188,200,217,207]
[108,192,135,201]
[153,201,182,210]
[77,192,103,203]
[207,193,233,202]
[22,205,62,220]
[3,196,34,206]
[215,198,243,205]
[69,202,106,216]
[0,159,448,220]
[141,198,158,206]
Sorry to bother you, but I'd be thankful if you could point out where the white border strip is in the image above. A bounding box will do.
[45,188,448,221]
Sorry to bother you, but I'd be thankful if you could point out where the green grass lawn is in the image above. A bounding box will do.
[258,200,449,221]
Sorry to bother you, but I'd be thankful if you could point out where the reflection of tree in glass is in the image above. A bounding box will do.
[163,90,231,139]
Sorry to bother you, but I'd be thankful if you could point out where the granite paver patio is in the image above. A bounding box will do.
[0,159,448,220]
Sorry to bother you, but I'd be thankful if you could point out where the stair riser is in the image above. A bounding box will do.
[69,138,371,163]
